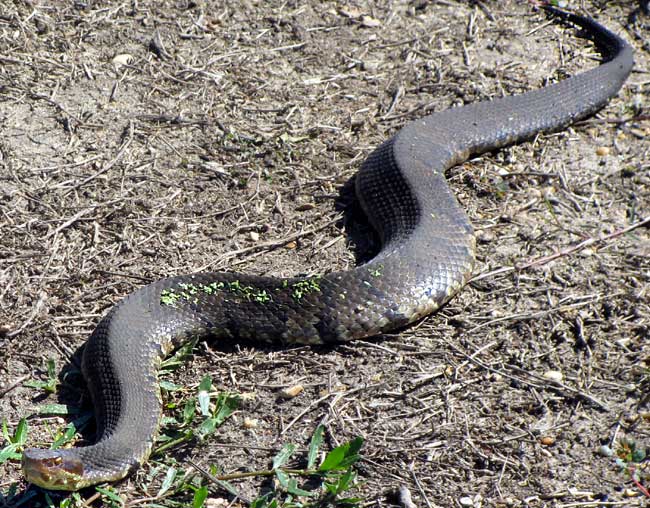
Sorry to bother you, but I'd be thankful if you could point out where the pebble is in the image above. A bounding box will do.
[540,436,555,446]
[597,445,614,457]
[543,370,563,383]
[243,417,258,429]
[112,53,134,69]
[279,384,304,399]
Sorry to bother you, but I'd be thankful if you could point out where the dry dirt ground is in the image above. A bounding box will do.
[1,0,649,507]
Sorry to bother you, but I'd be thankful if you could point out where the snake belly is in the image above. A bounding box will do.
[22,6,633,491]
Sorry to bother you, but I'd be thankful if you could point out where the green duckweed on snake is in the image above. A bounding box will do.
[21,5,634,492]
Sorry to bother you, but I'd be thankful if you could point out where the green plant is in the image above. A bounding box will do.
[0,417,28,465]
[24,358,58,394]
[241,425,364,507]
[615,437,650,497]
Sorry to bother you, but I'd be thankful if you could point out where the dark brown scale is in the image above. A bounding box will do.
[22,7,634,490]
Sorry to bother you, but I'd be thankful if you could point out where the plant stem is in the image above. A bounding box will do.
[215,468,318,481]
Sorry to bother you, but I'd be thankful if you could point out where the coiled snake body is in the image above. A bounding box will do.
[23,7,634,491]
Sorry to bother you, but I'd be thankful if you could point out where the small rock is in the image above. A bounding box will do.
[338,6,362,18]
[597,445,614,457]
[596,146,610,156]
[543,370,563,383]
[362,60,380,72]
[540,436,555,446]
[279,384,304,399]
[459,496,474,507]
[361,15,381,27]
[243,417,258,429]
[112,53,134,69]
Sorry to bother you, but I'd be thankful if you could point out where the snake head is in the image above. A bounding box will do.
[22,448,85,491]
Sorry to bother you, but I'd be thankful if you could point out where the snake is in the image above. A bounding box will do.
[22,6,633,491]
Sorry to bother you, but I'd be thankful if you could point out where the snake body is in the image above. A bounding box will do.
[22,7,633,491]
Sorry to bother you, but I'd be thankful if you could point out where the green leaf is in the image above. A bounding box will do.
[95,486,124,506]
[24,359,58,394]
[51,422,77,449]
[286,478,316,497]
[319,437,364,471]
[2,418,9,442]
[0,443,20,464]
[251,494,277,508]
[46,358,56,379]
[307,424,324,469]
[198,376,212,416]
[36,403,78,415]
[632,447,646,463]
[160,380,182,392]
[319,446,345,472]
[161,336,198,370]
[197,417,218,439]
[338,437,364,469]
[51,413,92,450]
[212,393,240,425]
[325,469,357,495]
[275,468,290,488]
[183,398,196,425]
[273,443,296,469]
[157,466,177,497]
[192,485,208,508]
[12,418,28,445]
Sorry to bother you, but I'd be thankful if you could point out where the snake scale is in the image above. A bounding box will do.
[22,6,633,491]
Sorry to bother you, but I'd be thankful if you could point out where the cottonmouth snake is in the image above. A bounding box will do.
[22,6,634,491]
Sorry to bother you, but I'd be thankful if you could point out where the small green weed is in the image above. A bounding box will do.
[244,424,364,507]
[0,417,28,465]
[613,437,650,497]
[150,378,363,507]
[24,358,58,394]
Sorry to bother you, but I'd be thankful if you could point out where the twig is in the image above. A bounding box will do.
[62,122,134,196]
[0,375,29,398]
[508,365,609,411]
[81,492,102,507]
[471,215,650,284]
[186,459,247,503]
[211,217,341,270]
[442,339,609,410]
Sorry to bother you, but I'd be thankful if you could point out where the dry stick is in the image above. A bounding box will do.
[508,365,609,411]
[441,339,609,411]
[559,501,636,507]
[62,121,134,197]
[471,215,650,284]
[81,492,102,507]
[408,463,433,508]
[186,459,250,505]
[0,375,29,398]
[281,382,382,435]
[212,217,341,270]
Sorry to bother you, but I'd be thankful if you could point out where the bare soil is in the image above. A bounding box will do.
[1,1,649,507]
